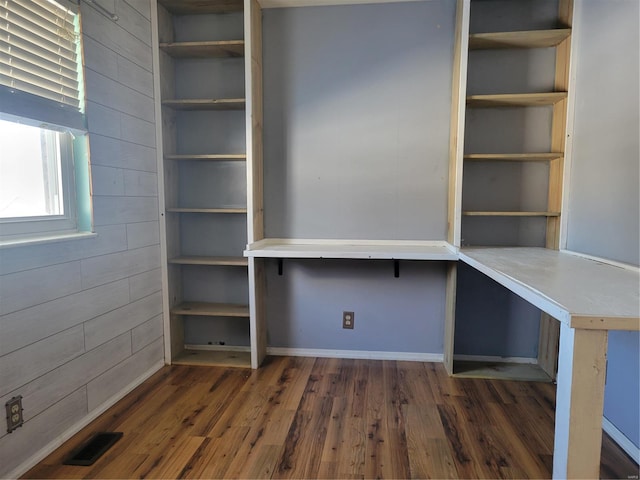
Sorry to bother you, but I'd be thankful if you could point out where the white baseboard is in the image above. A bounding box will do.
[603,416,640,464]
[453,354,538,364]
[267,347,443,362]
[6,360,164,480]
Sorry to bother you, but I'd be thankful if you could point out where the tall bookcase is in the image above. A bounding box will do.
[154,0,265,368]
[446,0,574,379]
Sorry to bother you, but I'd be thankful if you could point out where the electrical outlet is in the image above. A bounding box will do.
[343,311,354,329]
[5,396,23,433]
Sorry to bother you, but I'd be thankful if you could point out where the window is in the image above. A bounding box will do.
[0,0,91,243]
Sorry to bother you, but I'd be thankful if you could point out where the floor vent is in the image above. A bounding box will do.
[63,432,123,466]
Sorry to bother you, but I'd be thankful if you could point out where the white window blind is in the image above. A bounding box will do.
[0,0,82,112]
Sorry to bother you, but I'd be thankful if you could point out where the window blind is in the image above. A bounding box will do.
[0,0,82,111]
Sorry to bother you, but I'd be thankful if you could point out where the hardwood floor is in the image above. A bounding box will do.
[24,357,638,479]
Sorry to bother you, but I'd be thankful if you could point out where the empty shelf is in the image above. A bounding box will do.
[464,153,563,162]
[245,238,458,260]
[158,0,243,14]
[160,40,244,58]
[162,98,245,111]
[172,349,251,368]
[462,211,560,217]
[453,360,553,382]
[171,302,250,317]
[166,207,247,214]
[165,154,246,161]
[169,256,248,266]
[469,29,571,50]
[467,92,567,107]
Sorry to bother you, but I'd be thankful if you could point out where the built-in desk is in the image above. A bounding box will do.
[459,247,640,479]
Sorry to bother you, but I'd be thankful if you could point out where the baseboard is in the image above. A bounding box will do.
[267,347,443,362]
[453,354,538,365]
[6,360,164,480]
[603,416,640,464]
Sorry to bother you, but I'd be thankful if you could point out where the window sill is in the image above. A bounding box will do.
[0,231,98,249]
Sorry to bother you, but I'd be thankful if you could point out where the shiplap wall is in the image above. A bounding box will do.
[0,1,164,475]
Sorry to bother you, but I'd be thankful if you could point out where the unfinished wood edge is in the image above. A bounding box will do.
[248,258,267,368]
[553,325,607,479]
[447,0,470,248]
[537,313,560,380]
[443,262,457,375]
[151,0,172,365]
[4,360,164,479]
[569,315,640,331]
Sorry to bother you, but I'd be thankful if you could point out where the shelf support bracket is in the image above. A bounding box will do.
[394,260,400,278]
[278,258,283,276]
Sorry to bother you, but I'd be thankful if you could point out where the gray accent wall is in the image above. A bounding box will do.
[262,1,455,241]
[567,0,639,449]
[0,1,164,476]
[259,1,455,355]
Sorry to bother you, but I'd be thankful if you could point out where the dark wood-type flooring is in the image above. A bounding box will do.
[25,357,639,479]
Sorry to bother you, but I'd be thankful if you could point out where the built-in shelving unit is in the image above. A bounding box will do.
[446,0,575,382]
[156,0,261,368]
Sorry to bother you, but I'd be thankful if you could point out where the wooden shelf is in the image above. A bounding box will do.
[162,98,245,111]
[466,92,567,107]
[462,211,560,217]
[244,238,458,260]
[464,153,563,162]
[469,29,571,50]
[160,40,244,58]
[166,207,247,214]
[157,0,243,15]
[459,247,640,330]
[168,256,248,266]
[453,360,553,382]
[165,154,246,161]
[171,301,249,317]
[172,348,251,368]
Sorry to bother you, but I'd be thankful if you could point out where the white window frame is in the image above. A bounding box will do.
[0,0,92,246]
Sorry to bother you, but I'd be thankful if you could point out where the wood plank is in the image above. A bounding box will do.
[244,238,457,260]
[553,325,608,478]
[171,301,250,317]
[168,255,248,266]
[469,29,571,50]
[166,207,247,213]
[165,153,246,161]
[462,211,560,217]
[444,262,457,375]
[159,40,244,58]
[162,98,245,110]
[466,92,567,107]
[464,152,563,162]
[172,349,251,368]
[157,0,244,14]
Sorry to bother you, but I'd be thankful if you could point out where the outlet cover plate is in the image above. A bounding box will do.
[343,311,354,329]
[5,396,23,433]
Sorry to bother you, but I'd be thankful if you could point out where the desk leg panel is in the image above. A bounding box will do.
[553,323,608,479]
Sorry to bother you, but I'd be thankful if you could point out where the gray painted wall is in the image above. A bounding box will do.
[0,1,164,475]
[567,0,639,448]
[260,1,455,355]
[262,1,454,241]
